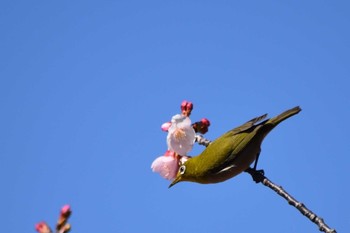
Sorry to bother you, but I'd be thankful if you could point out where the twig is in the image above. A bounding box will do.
[35,205,72,233]
[195,135,212,147]
[245,168,336,233]
[194,135,336,233]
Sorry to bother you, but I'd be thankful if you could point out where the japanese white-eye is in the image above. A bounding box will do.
[169,106,301,187]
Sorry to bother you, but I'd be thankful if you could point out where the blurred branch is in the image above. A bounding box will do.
[36,205,72,233]
[195,136,336,233]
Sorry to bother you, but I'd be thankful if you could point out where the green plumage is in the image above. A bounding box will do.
[170,106,301,187]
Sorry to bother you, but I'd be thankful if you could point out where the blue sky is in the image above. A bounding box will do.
[1,1,349,232]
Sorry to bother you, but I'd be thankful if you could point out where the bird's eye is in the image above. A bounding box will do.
[179,165,186,174]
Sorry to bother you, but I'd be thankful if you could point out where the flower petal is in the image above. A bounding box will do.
[161,122,172,132]
[151,155,179,180]
[167,115,195,155]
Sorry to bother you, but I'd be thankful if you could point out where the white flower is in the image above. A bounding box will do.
[167,114,195,155]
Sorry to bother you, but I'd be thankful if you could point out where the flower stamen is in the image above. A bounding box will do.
[174,128,186,140]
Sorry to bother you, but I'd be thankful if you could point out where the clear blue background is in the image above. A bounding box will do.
[1,1,348,232]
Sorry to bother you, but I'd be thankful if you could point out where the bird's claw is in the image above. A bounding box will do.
[245,167,265,183]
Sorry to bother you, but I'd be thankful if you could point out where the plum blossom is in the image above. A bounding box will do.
[167,114,195,156]
[152,100,210,181]
[151,150,179,180]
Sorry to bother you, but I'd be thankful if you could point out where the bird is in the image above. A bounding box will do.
[169,106,301,187]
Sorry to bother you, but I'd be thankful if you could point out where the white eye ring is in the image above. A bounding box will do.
[179,165,186,174]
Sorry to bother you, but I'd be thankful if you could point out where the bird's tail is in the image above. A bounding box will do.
[260,106,301,137]
[268,106,301,126]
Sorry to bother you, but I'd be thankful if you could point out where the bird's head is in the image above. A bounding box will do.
[168,159,198,188]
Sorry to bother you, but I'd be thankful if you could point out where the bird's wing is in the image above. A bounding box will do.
[227,113,268,135]
[203,113,268,175]
[209,117,266,175]
[208,138,247,175]
[214,164,237,174]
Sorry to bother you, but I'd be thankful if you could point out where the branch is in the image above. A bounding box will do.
[36,205,72,233]
[195,135,212,147]
[194,136,336,233]
[245,168,336,233]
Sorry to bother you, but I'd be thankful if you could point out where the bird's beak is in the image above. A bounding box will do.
[168,176,181,188]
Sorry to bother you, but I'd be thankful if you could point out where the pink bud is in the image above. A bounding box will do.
[60,204,71,216]
[180,100,193,111]
[161,122,172,132]
[201,118,210,127]
[164,150,176,158]
[35,222,48,232]
[192,118,211,134]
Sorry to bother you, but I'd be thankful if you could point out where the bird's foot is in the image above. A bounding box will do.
[245,167,265,183]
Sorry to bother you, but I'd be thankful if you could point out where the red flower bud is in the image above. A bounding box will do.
[61,223,71,233]
[198,126,208,134]
[35,222,50,233]
[164,150,176,158]
[180,100,193,117]
[60,204,71,217]
[180,100,193,111]
[161,122,171,132]
[200,118,210,127]
[192,118,210,134]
